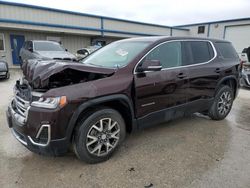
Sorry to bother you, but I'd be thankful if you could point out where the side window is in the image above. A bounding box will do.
[182,41,214,65]
[77,49,88,55]
[27,41,33,50]
[144,41,182,69]
[215,42,238,59]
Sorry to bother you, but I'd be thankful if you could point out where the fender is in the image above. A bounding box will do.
[215,75,239,97]
[65,94,136,143]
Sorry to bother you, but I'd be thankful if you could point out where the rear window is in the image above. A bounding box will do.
[215,42,238,59]
[182,41,214,65]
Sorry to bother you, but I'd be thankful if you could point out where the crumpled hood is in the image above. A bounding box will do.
[23,59,116,89]
[36,51,76,60]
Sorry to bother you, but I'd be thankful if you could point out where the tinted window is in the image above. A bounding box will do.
[27,41,33,49]
[34,41,64,51]
[144,41,182,68]
[182,41,214,65]
[215,42,238,59]
[77,49,88,55]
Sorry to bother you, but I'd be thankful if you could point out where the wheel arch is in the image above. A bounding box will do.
[215,76,238,98]
[66,94,136,143]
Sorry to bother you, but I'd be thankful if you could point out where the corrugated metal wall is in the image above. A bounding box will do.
[104,20,171,35]
[0,4,101,31]
[179,20,250,52]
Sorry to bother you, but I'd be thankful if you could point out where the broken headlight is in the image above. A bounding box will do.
[31,96,67,109]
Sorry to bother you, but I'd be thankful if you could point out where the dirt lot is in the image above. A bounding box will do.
[0,70,250,188]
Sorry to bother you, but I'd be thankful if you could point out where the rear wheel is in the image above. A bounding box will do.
[73,108,126,163]
[209,85,234,120]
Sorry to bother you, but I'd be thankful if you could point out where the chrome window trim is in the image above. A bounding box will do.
[133,39,217,74]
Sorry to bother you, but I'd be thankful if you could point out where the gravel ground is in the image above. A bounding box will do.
[0,70,249,188]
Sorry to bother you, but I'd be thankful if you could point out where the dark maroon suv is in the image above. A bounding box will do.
[6,36,241,163]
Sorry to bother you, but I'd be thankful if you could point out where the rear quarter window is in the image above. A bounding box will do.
[182,41,214,65]
[215,42,238,59]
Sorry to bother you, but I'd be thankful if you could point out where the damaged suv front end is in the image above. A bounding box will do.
[6,60,117,155]
[7,78,73,155]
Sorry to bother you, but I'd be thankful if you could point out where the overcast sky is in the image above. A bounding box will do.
[3,0,250,26]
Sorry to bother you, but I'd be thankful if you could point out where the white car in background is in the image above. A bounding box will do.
[240,48,250,88]
[75,45,101,60]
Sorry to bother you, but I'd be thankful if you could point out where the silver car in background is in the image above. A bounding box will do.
[19,40,76,64]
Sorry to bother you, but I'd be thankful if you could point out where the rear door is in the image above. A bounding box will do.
[181,40,219,101]
[134,41,189,119]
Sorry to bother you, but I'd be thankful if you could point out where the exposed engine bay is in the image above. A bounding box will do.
[22,59,115,90]
[46,69,110,89]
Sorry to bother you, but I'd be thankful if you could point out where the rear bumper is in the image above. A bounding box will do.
[6,103,69,156]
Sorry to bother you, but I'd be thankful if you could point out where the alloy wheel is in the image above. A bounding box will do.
[217,91,232,116]
[86,118,120,157]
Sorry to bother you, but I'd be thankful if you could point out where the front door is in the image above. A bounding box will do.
[134,41,189,124]
[10,34,25,65]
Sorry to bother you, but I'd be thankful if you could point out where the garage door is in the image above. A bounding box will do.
[225,25,250,53]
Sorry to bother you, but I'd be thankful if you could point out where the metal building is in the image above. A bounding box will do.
[1,1,250,67]
[0,1,189,67]
[176,18,250,53]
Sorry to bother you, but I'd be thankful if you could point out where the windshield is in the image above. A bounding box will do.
[0,62,6,70]
[34,41,64,51]
[80,40,151,68]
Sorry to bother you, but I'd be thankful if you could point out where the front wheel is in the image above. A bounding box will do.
[73,108,126,164]
[209,85,234,120]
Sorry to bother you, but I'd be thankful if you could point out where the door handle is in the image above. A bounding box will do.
[177,73,187,79]
[215,68,221,73]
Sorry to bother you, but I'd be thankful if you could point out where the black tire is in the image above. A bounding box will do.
[73,108,126,164]
[6,72,10,79]
[209,85,234,120]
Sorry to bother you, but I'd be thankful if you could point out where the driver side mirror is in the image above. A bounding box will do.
[137,60,162,72]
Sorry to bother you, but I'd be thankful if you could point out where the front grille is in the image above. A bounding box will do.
[14,95,30,118]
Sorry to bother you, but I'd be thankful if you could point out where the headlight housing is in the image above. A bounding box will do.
[31,96,67,109]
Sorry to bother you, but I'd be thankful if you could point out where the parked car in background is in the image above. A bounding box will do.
[242,47,250,63]
[76,45,101,60]
[239,47,250,88]
[240,63,250,88]
[7,37,240,164]
[0,55,9,79]
[19,40,77,64]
